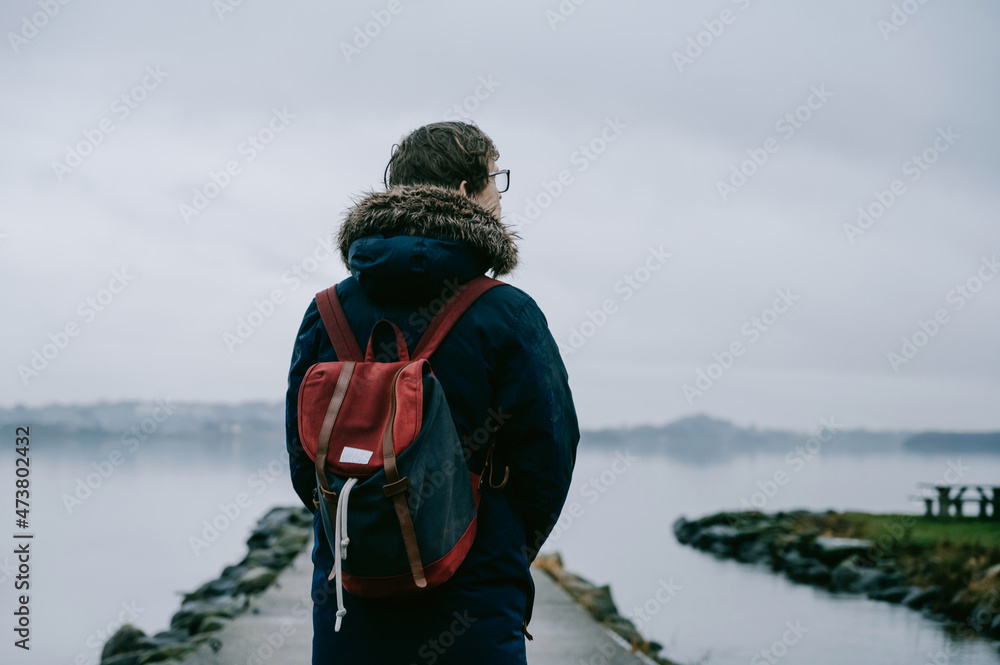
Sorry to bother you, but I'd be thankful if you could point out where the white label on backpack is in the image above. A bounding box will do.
[339,446,373,465]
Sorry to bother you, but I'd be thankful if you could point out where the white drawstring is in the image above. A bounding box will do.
[330,477,358,632]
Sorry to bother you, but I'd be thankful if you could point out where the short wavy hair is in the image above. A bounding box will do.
[383,121,500,196]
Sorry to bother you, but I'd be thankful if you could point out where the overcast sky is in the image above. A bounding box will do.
[1,0,998,432]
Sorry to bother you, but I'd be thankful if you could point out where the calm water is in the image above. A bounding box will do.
[2,433,999,664]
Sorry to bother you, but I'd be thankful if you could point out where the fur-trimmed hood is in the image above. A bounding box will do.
[336,184,519,277]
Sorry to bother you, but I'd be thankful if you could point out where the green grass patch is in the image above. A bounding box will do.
[831,512,1000,549]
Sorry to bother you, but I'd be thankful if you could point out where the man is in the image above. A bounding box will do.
[285,121,580,664]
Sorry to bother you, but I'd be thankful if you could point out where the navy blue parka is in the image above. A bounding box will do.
[284,184,580,664]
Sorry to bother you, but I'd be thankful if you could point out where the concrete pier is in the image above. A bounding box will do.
[176,533,656,665]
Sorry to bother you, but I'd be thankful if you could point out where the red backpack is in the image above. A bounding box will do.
[297,275,505,630]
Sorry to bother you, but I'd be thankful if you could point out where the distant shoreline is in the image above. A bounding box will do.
[4,401,999,459]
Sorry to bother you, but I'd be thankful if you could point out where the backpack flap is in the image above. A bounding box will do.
[297,352,428,478]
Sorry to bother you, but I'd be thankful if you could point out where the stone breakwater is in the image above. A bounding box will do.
[533,553,679,665]
[96,507,670,665]
[99,506,313,665]
[673,510,1000,643]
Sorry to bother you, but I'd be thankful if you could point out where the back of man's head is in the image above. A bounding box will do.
[384,121,498,197]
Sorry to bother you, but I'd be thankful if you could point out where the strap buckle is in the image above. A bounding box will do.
[481,429,509,490]
[383,476,411,497]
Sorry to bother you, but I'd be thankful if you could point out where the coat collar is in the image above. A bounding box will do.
[336,184,519,277]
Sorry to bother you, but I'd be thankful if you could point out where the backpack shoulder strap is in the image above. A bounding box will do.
[315,284,364,362]
[412,275,504,360]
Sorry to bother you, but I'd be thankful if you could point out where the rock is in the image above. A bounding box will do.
[273,530,310,552]
[829,558,863,591]
[866,571,905,592]
[255,506,300,531]
[246,533,273,550]
[286,507,312,528]
[672,517,695,544]
[736,538,771,564]
[102,624,155,661]
[829,557,884,593]
[724,511,765,530]
[964,602,1000,635]
[921,609,950,623]
[220,564,243,578]
[602,614,641,643]
[856,570,894,594]
[577,585,618,621]
[243,547,295,570]
[801,564,832,586]
[246,508,309,550]
[691,524,744,556]
[196,615,231,633]
[869,586,911,603]
[856,569,888,593]
[783,553,831,586]
[151,630,189,644]
[531,552,566,584]
[182,576,241,602]
[557,572,595,599]
[708,540,728,556]
[938,590,979,622]
[235,566,278,595]
[170,596,247,633]
[137,643,197,663]
[771,549,810,583]
[807,537,872,567]
[101,654,145,665]
[903,586,943,609]
[190,633,224,649]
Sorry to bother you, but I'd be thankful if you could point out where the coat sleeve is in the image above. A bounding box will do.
[285,299,323,514]
[493,294,580,564]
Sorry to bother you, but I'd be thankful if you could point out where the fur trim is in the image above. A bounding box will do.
[336,184,519,276]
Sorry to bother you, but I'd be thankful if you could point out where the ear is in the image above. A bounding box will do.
[457,180,469,197]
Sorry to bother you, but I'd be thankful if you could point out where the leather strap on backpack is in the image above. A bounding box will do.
[314,363,356,512]
[382,363,427,588]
